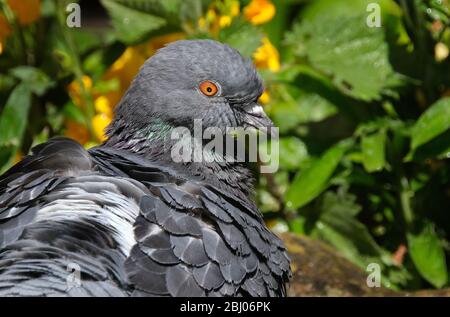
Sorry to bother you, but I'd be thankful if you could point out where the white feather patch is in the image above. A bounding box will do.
[249,105,264,115]
[36,180,142,257]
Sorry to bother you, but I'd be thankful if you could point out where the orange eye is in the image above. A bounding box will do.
[199,81,219,97]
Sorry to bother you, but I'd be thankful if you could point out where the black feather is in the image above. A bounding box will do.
[171,235,209,266]
[166,265,204,297]
[193,262,224,291]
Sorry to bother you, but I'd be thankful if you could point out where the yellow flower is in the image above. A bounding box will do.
[435,42,449,62]
[7,0,41,26]
[69,75,93,91]
[92,113,111,142]
[65,120,90,145]
[219,15,232,28]
[198,17,206,29]
[199,8,221,33]
[206,9,217,23]
[103,46,147,110]
[244,0,275,25]
[108,47,146,84]
[230,0,240,17]
[259,90,271,104]
[94,96,113,117]
[253,37,280,72]
[198,1,240,32]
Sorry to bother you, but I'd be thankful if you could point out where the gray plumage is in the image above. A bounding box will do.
[0,40,291,297]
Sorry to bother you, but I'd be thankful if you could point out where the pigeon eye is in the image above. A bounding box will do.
[199,81,219,97]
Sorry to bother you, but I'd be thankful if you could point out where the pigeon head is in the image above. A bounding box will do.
[107,40,273,140]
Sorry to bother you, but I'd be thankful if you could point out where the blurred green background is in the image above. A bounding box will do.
[0,0,450,291]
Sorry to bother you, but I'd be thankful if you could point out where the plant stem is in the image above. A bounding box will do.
[56,0,95,136]
[400,176,414,226]
[400,0,414,34]
[1,0,27,64]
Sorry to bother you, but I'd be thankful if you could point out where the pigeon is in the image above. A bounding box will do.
[0,40,291,297]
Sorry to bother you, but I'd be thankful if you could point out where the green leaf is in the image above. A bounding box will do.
[0,74,16,92]
[219,19,263,57]
[101,0,168,45]
[285,140,351,209]
[310,189,388,269]
[104,0,209,27]
[407,223,448,288]
[41,0,56,17]
[278,137,308,170]
[46,103,64,132]
[319,212,384,256]
[179,0,209,24]
[9,67,55,96]
[320,189,362,218]
[0,83,32,147]
[63,102,87,125]
[300,0,402,20]
[288,217,306,235]
[409,129,450,161]
[93,78,121,94]
[295,92,338,122]
[361,130,386,172]
[313,221,376,268]
[286,1,403,101]
[268,73,342,132]
[84,42,126,79]
[0,146,16,175]
[410,97,450,151]
[70,29,103,55]
[268,101,304,133]
[30,128,50,149]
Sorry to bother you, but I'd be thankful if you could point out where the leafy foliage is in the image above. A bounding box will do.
[261,0,450,290]
[410,97,450,152]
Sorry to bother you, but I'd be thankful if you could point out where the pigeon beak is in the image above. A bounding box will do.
[241,103,276,138]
